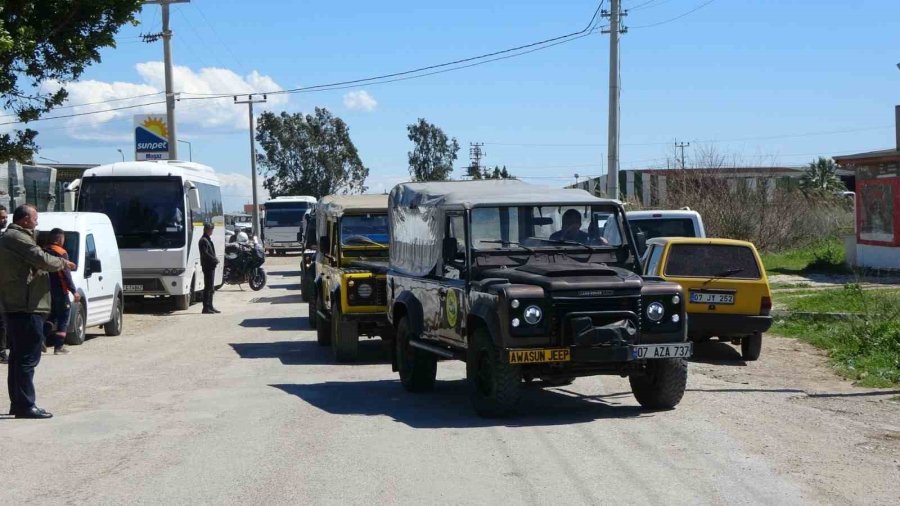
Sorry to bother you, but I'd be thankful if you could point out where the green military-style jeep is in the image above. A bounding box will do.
[311,194,392,362]
[386,180,691,417]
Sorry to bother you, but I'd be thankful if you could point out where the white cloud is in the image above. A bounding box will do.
[342,90,377,112]
[218,171,270,213]
[58,62,288,140]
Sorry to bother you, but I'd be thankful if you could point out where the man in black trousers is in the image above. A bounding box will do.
[0,205,75,419]
[199,222,220,314]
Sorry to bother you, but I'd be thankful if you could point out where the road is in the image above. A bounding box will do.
[1,257,898,505]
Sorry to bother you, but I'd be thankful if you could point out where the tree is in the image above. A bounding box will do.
[0,1,143,161]
[255,108,368,199]
[407,118,459,181]
[801,157,845,193]
[483,165,512,179]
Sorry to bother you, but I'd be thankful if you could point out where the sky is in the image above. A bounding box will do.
[9,0,900,212]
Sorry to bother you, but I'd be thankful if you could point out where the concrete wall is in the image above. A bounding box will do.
[855,244,900,270]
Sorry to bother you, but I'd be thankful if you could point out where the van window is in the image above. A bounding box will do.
[86,234,97,259]
[644,245,664,275]
[37,231,80,270]
[665,244,761,279]
[630,218,697,241]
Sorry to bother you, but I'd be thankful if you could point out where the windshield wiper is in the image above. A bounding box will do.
[703,268,744,285]
[343,235,388,248]
[530,237,598,253]
[478,240,534,253]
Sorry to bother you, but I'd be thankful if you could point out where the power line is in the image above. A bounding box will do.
[0,91,165,120]
[0,100,167,126]
[630,0,718,29]
[179,1,606,98]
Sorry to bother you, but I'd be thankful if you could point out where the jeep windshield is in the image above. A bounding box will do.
[341,213,389,247]
[471,205,626,252]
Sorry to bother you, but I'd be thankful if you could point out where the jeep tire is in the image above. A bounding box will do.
[629,358,688,410]
[741,333,762,361]
[331,300,358,362]
[396,317,437,392]
[467,327,522,417]
[315,295,330,346]
[309,290,318,330]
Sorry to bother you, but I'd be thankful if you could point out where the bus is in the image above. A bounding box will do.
[263,195,316,254]
[65,160,225,310]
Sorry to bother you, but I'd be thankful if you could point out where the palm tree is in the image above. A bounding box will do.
[801,157,845,192]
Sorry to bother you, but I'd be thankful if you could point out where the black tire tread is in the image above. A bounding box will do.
[629,358,688,410]
[331,301,358,362]
[741,333,762,361]
[468,327,521,417]
[396,317,437,392]
[104,296,123,336]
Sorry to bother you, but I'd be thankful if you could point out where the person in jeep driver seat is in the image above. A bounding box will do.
[550,209,589,243]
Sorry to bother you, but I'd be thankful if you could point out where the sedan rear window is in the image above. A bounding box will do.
[665,244,761,279]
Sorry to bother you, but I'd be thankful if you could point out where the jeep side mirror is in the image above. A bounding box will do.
[442,237,459,261]
[635,231,648,256]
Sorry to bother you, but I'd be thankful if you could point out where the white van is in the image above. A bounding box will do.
[627,209,706,255]
[38,212,124,345]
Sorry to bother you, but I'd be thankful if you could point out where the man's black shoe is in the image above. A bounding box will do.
[13,407,53,419]
[202,308,216,314]
[211,308,222,314]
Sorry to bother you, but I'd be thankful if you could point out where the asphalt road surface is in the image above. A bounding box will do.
[1,257,898,505]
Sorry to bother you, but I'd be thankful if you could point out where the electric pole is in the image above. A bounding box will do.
[603,0,627,200]
[145,0,189,160]
[468,142,485,178]
[675,139,690,169]
[234,94,267,238]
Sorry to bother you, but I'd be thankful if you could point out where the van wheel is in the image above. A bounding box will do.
[467,327,521,417]
[104,296,124,336]
[741,333,762,361]
[65,305,87,346]
[396,317,437,392]
[629,358,688,410]
[331,300,358,362]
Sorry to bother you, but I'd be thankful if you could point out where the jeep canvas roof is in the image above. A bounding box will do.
[390,179,618,209]
[318,194,389,216]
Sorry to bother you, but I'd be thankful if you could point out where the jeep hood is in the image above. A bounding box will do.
[481,261,642,292]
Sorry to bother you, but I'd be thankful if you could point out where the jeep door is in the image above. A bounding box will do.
[429,212,468,345]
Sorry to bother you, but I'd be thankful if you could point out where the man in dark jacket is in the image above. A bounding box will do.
[199,222,220,314]
[0,205,75,419]
[0,204,8,363]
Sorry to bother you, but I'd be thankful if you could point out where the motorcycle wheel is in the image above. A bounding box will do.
[249,267,267,291]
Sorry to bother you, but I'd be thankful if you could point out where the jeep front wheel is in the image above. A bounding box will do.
[331,300,358,362]
[629,358,688,410]
[315,295,330,346]
[467,327,521,417]
[395,317,436,392]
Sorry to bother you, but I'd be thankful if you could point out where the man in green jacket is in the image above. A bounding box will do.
[0,204,75,419]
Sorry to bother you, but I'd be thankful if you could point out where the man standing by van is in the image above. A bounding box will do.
[0,205,8,364]
[199,222,220,314]
[0,205,75,419]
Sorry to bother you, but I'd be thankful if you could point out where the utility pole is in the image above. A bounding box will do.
[602,0,627,200]
[468,142,485,178]
[675,139,690,169]
[145,0,189,160]
[234,94,267,238]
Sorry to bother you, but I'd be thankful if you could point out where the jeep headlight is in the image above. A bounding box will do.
[523,305,542,325]
[356,283,373,299]
[646,301,665,322]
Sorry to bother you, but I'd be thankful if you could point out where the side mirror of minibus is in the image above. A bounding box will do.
[63,179,80,212]
[187,186,202,212]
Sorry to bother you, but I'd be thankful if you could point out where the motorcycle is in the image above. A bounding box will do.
[223,240,267,291]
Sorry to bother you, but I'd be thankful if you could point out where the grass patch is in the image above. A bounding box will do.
[762,238,849,275]
[772,285,900,387]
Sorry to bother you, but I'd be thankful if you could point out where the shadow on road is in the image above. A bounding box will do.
[123,297,176,316]
[270,379,647,428]
[249,294,304,304]
[269,270,302,278]
[689,341,746,366]
[240,316,310,331]
[229,339,390,366]
[688,387,900,399]
[267,283,301,290]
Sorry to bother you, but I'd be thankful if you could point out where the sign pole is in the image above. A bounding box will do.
[234,94,267,239]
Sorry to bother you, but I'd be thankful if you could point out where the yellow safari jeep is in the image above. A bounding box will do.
[309,194,391,362]
[643,237,772,360]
